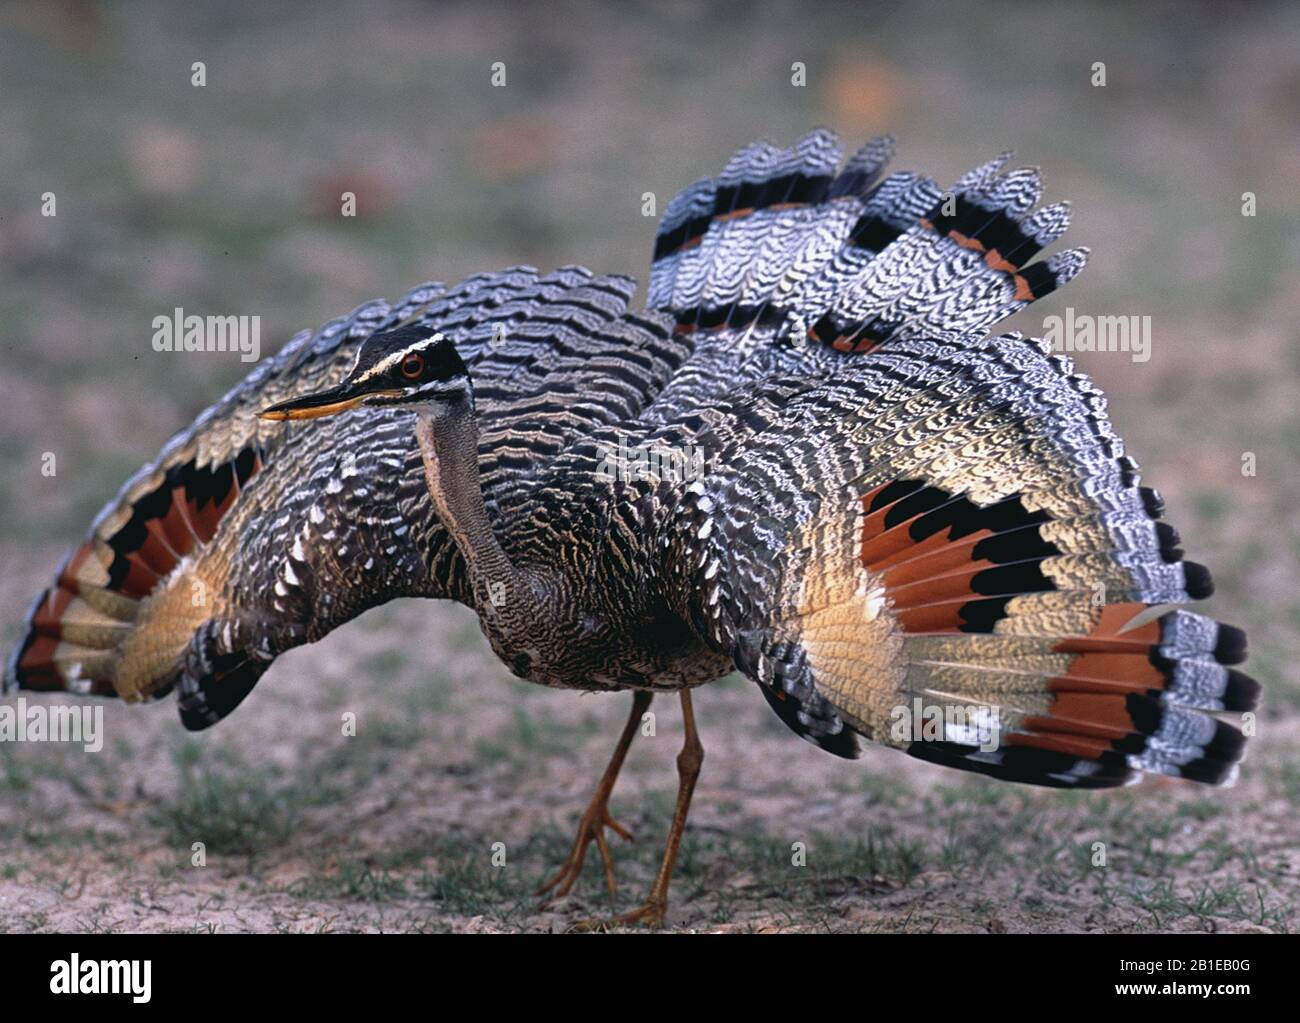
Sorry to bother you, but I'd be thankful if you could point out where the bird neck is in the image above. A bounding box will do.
[413,404,548,628]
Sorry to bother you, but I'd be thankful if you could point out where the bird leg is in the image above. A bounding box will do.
[579,689,704,930]
[538,690,652,904]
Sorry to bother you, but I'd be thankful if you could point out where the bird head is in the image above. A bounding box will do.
[259,325,470,421]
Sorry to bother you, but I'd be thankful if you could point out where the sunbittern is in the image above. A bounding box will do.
[8,130,1255,927]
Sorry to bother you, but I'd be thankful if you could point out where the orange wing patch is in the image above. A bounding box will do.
[8,446,263,697]
[860,480,1058,635]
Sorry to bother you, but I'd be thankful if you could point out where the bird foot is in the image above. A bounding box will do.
[536,803,633,906]
[570,896,668,931]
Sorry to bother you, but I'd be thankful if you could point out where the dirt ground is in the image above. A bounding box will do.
[3,594,1297,933]
[1,2,1297,933]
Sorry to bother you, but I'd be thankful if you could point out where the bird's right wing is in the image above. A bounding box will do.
[8,268,686,729]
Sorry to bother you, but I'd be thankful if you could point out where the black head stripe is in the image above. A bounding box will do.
[351,327,466,386]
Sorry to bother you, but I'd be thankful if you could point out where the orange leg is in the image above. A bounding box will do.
[580,689,704,930]
[538,690,653,904]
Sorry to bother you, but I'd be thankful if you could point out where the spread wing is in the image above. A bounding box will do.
[8,267,687,728]
[655,331,1253,786]
[638,129,1253,786]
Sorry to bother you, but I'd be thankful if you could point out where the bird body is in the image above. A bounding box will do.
[7,129,1255,924]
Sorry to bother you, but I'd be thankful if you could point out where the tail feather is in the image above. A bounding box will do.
[650,130,914,326]
[648,129,1085,358]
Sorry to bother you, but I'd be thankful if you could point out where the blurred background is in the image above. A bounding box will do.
[1,1,1297,932]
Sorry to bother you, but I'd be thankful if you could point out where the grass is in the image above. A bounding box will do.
[148,744,310,856]
[4,733,1296,932]
[474,705,605,766]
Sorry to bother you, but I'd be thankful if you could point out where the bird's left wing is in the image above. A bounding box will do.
[651,330,1255,787]
[637,129,1253,788]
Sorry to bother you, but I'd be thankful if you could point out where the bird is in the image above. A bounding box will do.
[7,129,1256,928]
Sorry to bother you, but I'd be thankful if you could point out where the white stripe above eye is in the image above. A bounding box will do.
[355,332,446,383]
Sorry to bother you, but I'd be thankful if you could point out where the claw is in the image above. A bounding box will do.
[545,691,698,930]
[571,898,667,931]
[536,807,634,907]
[535,691,652,912]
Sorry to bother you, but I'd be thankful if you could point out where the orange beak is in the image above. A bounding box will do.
[259,384,404,421]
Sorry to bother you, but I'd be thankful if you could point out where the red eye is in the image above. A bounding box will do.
[400,354,425,379]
